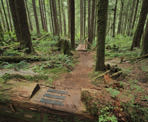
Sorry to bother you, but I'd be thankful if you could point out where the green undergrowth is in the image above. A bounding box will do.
[0,61,29,70]
[0,73,49,83]
[105,35,141,59]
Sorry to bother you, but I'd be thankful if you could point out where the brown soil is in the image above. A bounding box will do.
[53,51,94,89]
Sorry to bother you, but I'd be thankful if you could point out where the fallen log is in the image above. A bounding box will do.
[0,56,48,63]
[126,53,148,62]
[110,71,122,79]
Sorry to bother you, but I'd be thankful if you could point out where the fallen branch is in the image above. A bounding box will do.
[110,71,122,79]
[36,34,50,41]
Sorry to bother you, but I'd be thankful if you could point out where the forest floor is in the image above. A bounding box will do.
[0,36,148,122]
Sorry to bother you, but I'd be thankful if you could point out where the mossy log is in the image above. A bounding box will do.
[0,56,48,63]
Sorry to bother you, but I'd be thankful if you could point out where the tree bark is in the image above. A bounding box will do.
[131,0,148,50]
[112,0,118,37]
[25,0,33,31]
[51,0,59,36]
[0,6,6,31]
[96,0,108,71]
[80,0,84,41]
[141,20,148,55]
[39,0,45,31]
[9,0,33,53]
[127,0,136,36]
[1,0,10,32]
[0,22,3,43]
[69,0,75,49]
[117,0,124,34]
[58,0,62,35]
[32,0,40,35]
[88,0,96,44]
[6,0,13,31]
[68,0,71,38]
[61,0,66,36]
[83,0,86,39]
[131,0,139,35]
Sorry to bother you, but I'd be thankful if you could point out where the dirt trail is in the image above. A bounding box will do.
[53,51,94,89]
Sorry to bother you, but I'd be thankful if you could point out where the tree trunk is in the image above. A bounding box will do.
[51,0,59,36]
[88,0,91,40]
[32,0,40,35]
[25,0,33,31]
[127,0,136,36]
[141,20,148,55]
[96,0,108,71]
[69,0,75,49]
[61,0,66,36]
[58,0,62,35]
[117,0,124,34]
[80,0,84,42]
[0,22,3,43]
[9,0,33,53]
[1,0,10,32]
[131,0,148,50]
[88,0,96,44]
[68,0,71,38]
[39,0,45,31]
[49,0,55,34]
[42,0,48,32]
[131,0,139,36]
[0,5,6,32]
[83,0,86,39]
[6,0,13,31]
[112,0,118,37]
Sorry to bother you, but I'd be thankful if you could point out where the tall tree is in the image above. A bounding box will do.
[9,0,33,53]
[83,0,86,39]
[0,5,6,31]
[32,0,40,35]
[88,0,96,44]
[25,0,33,31]
[51,0,59,36]
[61,0,66,36]
[1,0,10,32]
[68,0,71,38]
[80,0,84,41]
[141,20,148,55]
[127,0,136,36]
[6,0,13,31]
[69,0,75,49]
[0,22,3,43]
[96,0,108,71]
[88,0,91,40]
[58,0,62,35]
[131,0,139,35]
[117,0,124,34]
[131,0,148,50]
[112,0,118,37]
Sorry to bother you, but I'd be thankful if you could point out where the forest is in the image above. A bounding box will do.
[0,0,148,122]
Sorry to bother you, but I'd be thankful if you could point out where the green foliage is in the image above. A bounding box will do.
[123,102,148,122]
[33,35,59,56]
[0,61,29,70]
[106,88,120,98]
[105,35,141,59]
[98,106,118,122]
[0,73,48,82]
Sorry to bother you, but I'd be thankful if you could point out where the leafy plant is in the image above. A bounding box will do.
[106,88,120,98]
[98,106,118,122]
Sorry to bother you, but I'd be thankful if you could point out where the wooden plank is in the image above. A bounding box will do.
[43,94,66,100]
[40,98,64,106]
